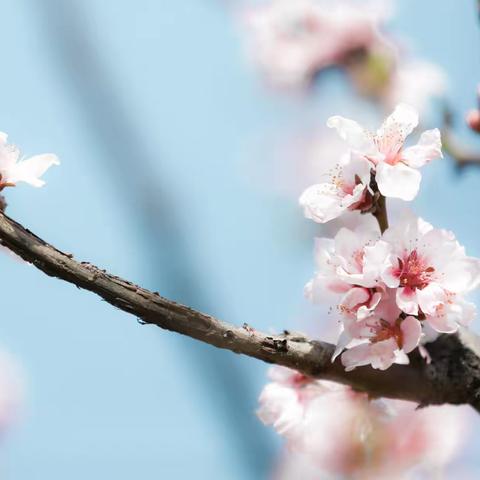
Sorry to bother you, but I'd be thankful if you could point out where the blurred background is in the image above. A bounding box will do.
[0,0,479,478]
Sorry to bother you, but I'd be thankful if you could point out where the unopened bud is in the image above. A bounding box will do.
[466,109,480,134]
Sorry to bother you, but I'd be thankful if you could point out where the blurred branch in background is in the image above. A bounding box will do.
[32,0,273,473]
[1,211,480,412]
[442,106,480,170]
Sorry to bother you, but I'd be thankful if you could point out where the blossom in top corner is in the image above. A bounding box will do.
[327,103,442,201]
[240,0,390,89]
[0,132,59,190]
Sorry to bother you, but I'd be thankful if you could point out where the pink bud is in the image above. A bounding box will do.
[466,110,480,134]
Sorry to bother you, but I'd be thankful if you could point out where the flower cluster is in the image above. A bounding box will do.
[300,104,480,370]
[238,0,445,113]
[258,367,467,479]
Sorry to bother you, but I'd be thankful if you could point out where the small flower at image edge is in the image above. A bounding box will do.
[0,132,59,190]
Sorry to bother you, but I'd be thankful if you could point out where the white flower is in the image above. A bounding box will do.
[0,132,59,189]
[327,103,442,201]
[380,216,480,331]
[299,152,373,223]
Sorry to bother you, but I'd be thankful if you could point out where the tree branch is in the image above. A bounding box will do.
[442,106,480,170]
[372,194,389,234]
[1,212,480,410]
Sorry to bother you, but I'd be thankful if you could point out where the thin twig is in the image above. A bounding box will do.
[442,106,480,169]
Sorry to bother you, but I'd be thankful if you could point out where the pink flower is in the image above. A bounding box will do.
[328,103,442,200]
[380,216,480,331]
[305,220,385,320]
[271,399,469,479]
[257,366,339,441]
[259,367,468,478]
[299,152,373,223]
[0,132,59,189]
[337,291,422,371]
[241,0,390,89]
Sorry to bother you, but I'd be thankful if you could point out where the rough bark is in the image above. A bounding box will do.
[0,211,480,410]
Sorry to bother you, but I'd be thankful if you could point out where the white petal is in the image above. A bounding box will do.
[416,283,446,316]
[7,154,60,187]
[396,287,418,316]
[376,162,421,201]
[427,298,477,333]
[299,183,345,223]
[332,328,351,362]
[402,129,442,168]
[362,240,391,285]
[327,115,376,153]
[376,103,419,153]
[426,310,458,334]
[441,257,480,294]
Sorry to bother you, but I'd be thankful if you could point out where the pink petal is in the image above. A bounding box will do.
[376,103,419,154]
[400,316,422,353]
[402,129,442,168]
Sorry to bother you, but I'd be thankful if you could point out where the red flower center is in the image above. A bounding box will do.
[395,250,435,291]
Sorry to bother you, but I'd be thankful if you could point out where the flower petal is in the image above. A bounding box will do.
[402,129,442,168]
[376,103,419,154]
[326,115,376,153]
[7,154,60,187]
[299,183,345,223]
[416,283,446,316]
[400,316,422,353]
[427,298,477,333]
[396,287,418,316]
[341,338,398,371]
[376,161,421,201]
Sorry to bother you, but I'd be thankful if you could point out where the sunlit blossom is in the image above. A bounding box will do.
[327,103,442,201]
[380,216,480,329]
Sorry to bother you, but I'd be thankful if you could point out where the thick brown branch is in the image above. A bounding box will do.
[0,212,480,409]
